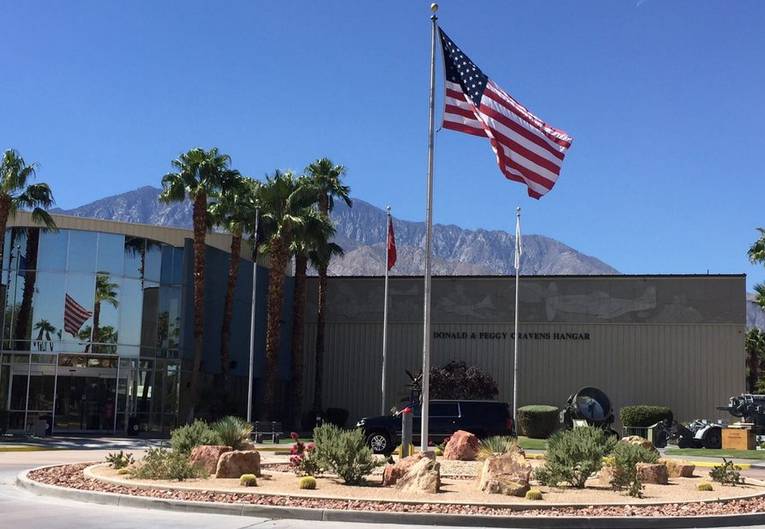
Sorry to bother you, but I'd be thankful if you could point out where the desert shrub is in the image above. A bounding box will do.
[170,420,222,455]
[105,450,134,469]
[619,406,673,428]
[312,424,379,485]
[409,361,498,400]
[129,447,205,481]
[525,488,543,500]
[608,442,659,497]
[299,476,317,489]
[117,468,130,475]
[478,436,518,460]
[534,426,617,488]
[211,416,253,450]
[709,458,744,486]
[289,432,323,476]
[239,473,257,487]
[517,405,559,439]
[697,481,714,491]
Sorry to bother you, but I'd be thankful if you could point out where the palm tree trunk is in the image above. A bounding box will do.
[263,236,289,420]
[290,253,307,428]
[0,196,10,273]
[188,191,207,420]
[92,301,101,344]
[15,228,39,350]
[748,347,759,393]
[220,229,242,383]
[312,263,328,413]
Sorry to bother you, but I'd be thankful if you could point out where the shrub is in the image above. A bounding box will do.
[129,447,205,481]
[239,473,257,487]
[299,476,317,489]
[409,361,499,400]
[211,416,253,450]
[517,405,559,439]
[525,488,543,500]
[608,442,659,497]
[289,432,323,476]
[709,458,744,486]
[534,426,617,488]
[105,450,134,469]
[117,468,130,475]
[170,420,222,455]
[697,481,714,491]
[619,406,673,428]
[478,436,518,460]
[312,424,380,485]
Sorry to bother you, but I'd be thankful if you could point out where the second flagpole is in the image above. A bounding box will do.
[381,206,391,415]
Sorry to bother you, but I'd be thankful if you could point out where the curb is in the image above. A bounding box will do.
[15,466,765,529]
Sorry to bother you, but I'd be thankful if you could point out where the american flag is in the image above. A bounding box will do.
[440,28,573,199]
[64,294,92,337]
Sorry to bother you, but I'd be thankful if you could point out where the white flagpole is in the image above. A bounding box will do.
[512,206,521,427]
[381,206,391,415]
[246,208,260,424]
[420,3,438,453]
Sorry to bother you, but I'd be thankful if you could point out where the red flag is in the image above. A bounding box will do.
[386,215,397,271]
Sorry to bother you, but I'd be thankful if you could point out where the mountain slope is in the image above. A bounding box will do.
[53,186,618,276]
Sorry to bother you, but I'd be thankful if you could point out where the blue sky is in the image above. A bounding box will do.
[1,1,764,288]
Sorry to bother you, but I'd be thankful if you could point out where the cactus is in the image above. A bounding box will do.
[239,474,257,487]
[697,481,714,491]
[525,488,543,500]
[299,476,317,490]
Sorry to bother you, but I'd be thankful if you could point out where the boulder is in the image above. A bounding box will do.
[620,436,658,454]
[189,445,231,475]
[478,447,532,497]
[215,450,261,478]
[661,459,695,478]
[382,453,429,486]
[636,462,668,485]
[598,464,617,487]
[443,430,480,461]
[394,457,441,493]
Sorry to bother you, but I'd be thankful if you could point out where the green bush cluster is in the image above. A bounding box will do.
[104,450,134,470]
[619,406,673,428]
[239,473,257,487]
[170,416,253,455]
[298,476,317,489]
[608,442,659,497]
[312,424,380,485]
[709,458,744,486]
[129,447,206,481]
[534,427,617,489]
[478,435,518,460]
[517,405,559,439]
[212,416,253,450]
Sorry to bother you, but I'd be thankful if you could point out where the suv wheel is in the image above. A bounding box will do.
[366,431,391,454]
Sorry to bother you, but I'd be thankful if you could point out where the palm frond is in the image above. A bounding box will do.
[748,228,765,265]
[29,208,58,231]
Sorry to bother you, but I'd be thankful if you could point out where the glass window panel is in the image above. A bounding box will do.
[140,283,159,350]
[157,286,181,351]
[96,233,125,276]
[62,273,95,349]
[31,272,65,352]
[18,228,40,270]
[117,344,139,358]
[37,230,68,272]
[9,273,32,349]
[9,372,28,410]
[118,279,143,347]
[93,273,120,346]
[66,231,97,273]
[172,247,184,284]
[2,270,25,350]
[159,245,174,284]
[123,237,144,279]
[4,228,29,272]
[144,242,161,283]
[27,374,54,411]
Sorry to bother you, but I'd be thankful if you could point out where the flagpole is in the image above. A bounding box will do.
[381,206,391,415]
[246,208,260,424]
[420,2,438,454]
[512,207,521,427]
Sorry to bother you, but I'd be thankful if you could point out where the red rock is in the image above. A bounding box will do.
[443,430,479,461]
[478,446,531,496]
[394,457,441,493]
[189,445,231,475]
[382,453,428,486]
[215,450,261,478]
[636,462,669,484]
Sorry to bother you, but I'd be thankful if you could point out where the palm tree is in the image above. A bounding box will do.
[749,228,765,309]
[33,319,56,352]
[746,328,765,393]
[208,176,260,382]
[159,147,240,419]
[288,211,337,428]
[93,273,119,344]
[257,171,319,419]
[0,149,56,276]
[304,158,351,413]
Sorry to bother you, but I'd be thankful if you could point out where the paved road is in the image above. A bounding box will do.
[1,448,764,529]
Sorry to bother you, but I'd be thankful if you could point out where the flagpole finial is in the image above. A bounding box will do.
[516,206,521,216]
[386,205,391,214]
[431,3,439,13]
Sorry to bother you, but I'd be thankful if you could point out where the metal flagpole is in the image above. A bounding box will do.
[420,2,438,453]
[512,207,521,426]
[246,208,260,423]
[381,206,391,415]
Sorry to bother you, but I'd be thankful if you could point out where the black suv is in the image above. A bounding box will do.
[356,399,514,454]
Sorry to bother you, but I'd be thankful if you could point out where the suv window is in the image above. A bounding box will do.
[411,402,460,417]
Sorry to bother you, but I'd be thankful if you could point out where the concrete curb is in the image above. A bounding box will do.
[15,466,765,528]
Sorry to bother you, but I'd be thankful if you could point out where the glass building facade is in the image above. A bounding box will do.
[0,227,184,433]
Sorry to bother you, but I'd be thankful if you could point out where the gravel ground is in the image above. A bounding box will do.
[26,463,765,518]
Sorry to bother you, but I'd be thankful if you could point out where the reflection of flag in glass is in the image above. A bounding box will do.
[64,294,92,336]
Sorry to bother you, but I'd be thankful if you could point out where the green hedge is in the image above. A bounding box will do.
[517,405,560,439]
[619,405,673,427]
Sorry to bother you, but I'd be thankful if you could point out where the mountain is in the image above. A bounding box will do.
[52,185,618,276]
[748,293,765,330]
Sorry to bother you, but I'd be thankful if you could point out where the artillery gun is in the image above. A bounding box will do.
[717,394,765,435]
[561,386,619,437]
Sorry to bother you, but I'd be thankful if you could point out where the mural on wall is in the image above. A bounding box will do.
[544,284,657,321]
